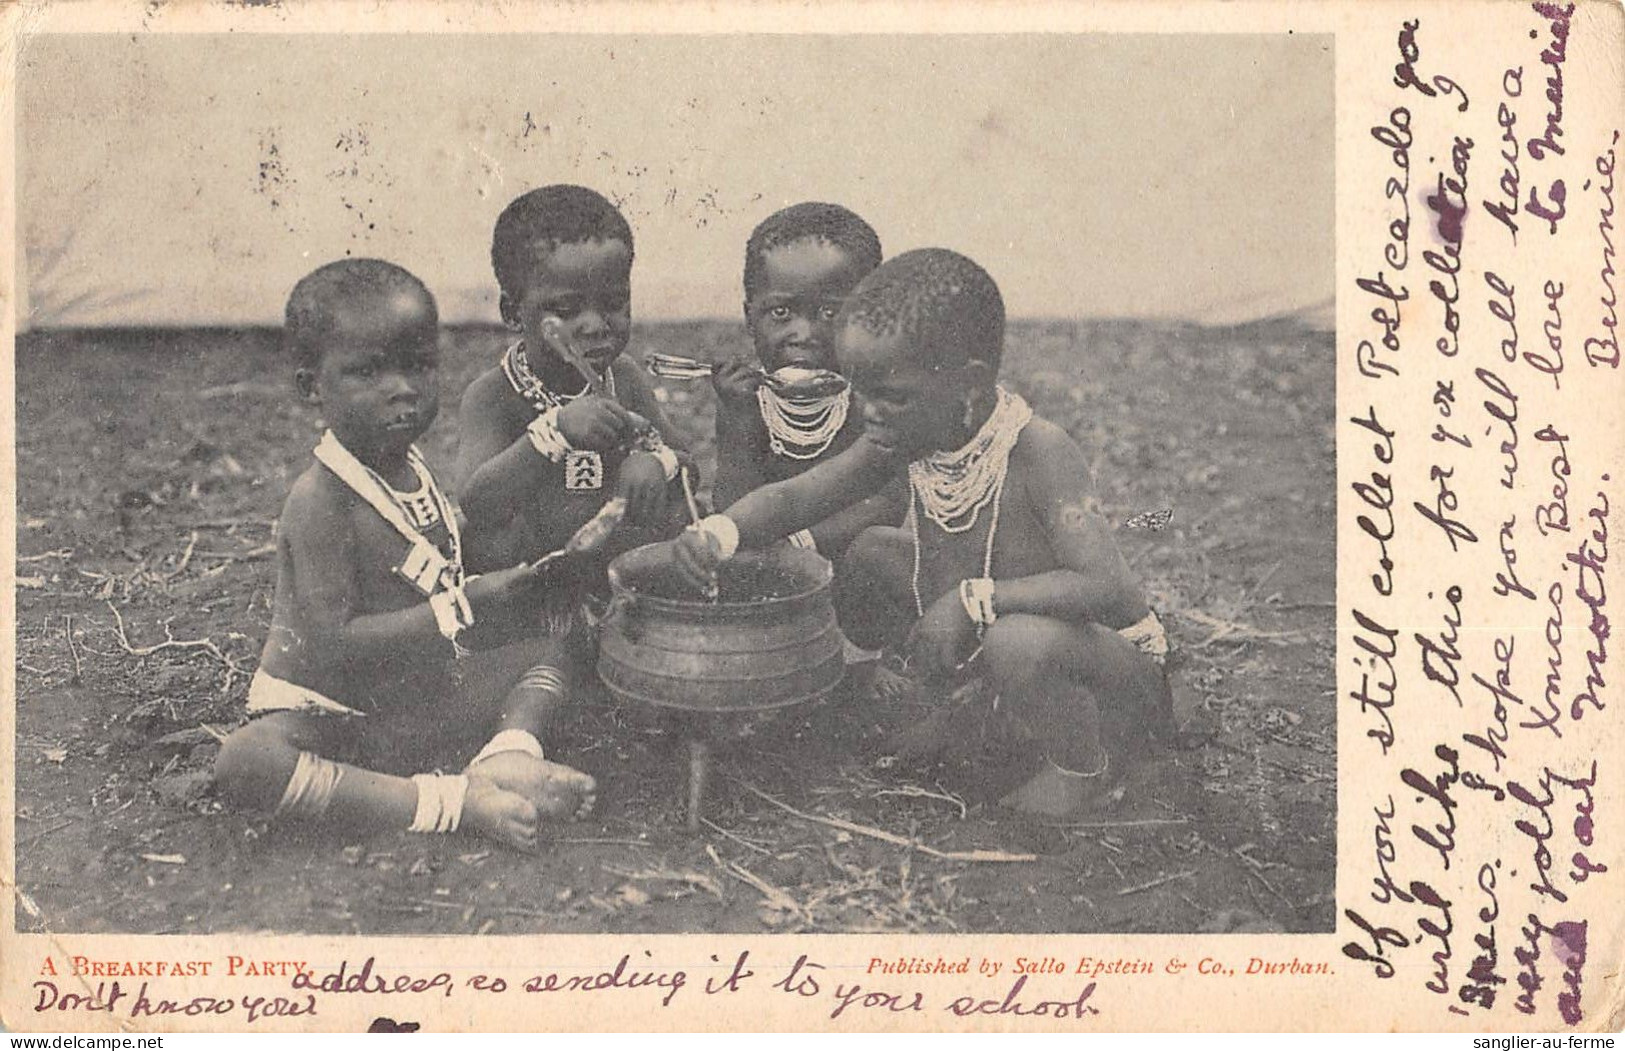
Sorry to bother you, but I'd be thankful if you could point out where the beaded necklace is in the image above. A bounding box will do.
[904,386,1031,617]
[390,466,446,532]
[502,341,617,413]
[906,479,1007,619]
[503,341,621,492]
[907,386,1031,533]
[312,431,463,597]
[756,385,851,460]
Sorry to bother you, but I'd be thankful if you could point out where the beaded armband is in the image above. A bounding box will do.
[408,772,469,834]
[526,408,572,463]
[958,577,997,630]
[694,514,741,560]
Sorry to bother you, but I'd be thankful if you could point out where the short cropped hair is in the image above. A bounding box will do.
[743,202,883,300]
[490,185,634,302]
[840,248,1005,371]
[284,258,436,369]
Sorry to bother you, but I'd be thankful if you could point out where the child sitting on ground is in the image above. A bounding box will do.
[456,186,693,714]
[666,249,1173,819]
[214,259,597,850]
[708,202,890,557]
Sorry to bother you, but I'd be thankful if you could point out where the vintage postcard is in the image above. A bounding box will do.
[1,0,1620,1033]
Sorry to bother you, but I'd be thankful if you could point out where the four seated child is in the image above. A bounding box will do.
[709,202,900,561]
[221,205,1170,840]
[666,249,1174,820]
[214,260,597,851]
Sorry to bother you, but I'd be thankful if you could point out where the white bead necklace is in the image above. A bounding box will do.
[756,385,850,460]
[907,473,1006,619]
[904,386,1030,618]
[906,386,1032,533]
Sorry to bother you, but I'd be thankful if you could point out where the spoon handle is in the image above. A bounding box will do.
[540,316,606,395]
[645,352,726,380]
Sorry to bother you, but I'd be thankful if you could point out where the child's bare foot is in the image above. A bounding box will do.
[467,751,597,821]
[462,777,541,851]
[849,649,916,706]
[997,755,1112,820]
[869,662,916,704]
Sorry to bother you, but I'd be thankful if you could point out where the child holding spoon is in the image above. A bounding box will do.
[455,186,694,712]
[706,202,903,559]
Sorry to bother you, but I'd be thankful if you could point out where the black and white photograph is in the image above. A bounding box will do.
[12,29,1335,938]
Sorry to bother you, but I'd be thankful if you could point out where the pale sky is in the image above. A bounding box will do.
[19,32,1333,327]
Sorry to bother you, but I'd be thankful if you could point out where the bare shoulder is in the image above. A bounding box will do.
[460,364,520,419]
[279,462,356,543]
[1013,413,1090,472]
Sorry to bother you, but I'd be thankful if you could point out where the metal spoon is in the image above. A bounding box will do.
[539,316,607,396]
[644,353,849,398]
[530,496,628,573]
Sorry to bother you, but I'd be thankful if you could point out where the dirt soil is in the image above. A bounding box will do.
[13,319,1335,935]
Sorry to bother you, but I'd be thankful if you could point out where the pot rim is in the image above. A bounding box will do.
[606,542,833,614]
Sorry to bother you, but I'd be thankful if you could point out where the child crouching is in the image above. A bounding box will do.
[667,249,1174,820]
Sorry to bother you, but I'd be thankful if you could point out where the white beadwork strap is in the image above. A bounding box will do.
[471,728,546,767]
[312,431,464,597]
[428,585,474,659]
[695,514,740,560]
[526,408,573,463]
[409,773,469,833]
[272,751,344,821]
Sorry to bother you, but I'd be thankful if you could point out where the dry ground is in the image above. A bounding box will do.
[13,318,1335,935]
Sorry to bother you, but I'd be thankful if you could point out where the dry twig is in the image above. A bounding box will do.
[1116,869,1198,896]
[701,817,773,855]
[18,549,73,563]
[603,862,723,899]
[105,601,246,694]
[705,844,803,918]
[106,601,235,666]
[1053,816,1188,831]
[196,542,276,563]
[497,905,557,920]
[1233,846,1294,909]
[742,783,1036,864]
[163,531,200,581]
[21,819,74,846]
[191,518,273,531]
[873,784,969,820]
[1245,561,1283,600]
[1181,609,1307,650]
[62,616,83,684]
